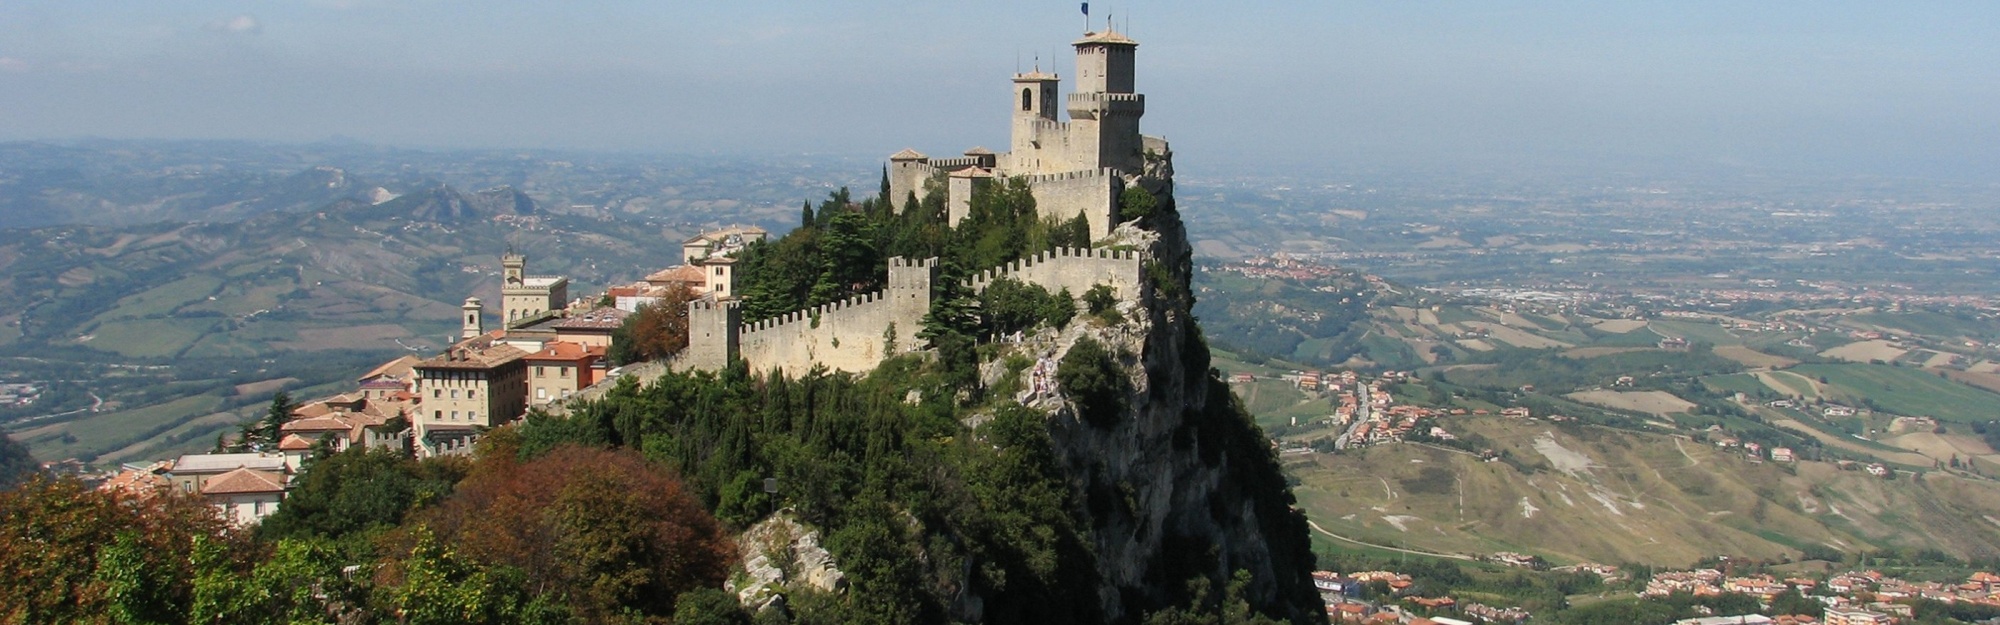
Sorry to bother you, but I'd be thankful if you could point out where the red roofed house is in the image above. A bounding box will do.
[200,467,286,526]
[527,341,608,406]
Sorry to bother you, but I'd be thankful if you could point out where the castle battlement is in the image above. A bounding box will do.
[1017,167,1118,184]
[967,246,1148,306]
[683,248,1146,377]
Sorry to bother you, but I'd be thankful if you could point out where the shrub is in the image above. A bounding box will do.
[1057,337,1129,428]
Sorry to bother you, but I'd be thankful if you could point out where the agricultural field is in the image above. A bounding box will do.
[1794,363,2000,423]
[1564,390,1696,417]
[1285,418,2000,566]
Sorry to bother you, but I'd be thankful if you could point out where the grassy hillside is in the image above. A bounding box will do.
[1287,418,2000,566]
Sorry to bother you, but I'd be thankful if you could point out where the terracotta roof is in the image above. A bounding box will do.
[201,468,286,495]
[552,307,630,331]
[170,453,288,474]
[359,355,420,383]
[963,146,995,155]
[527,341,604,362]
[277,433,315,451]
[417,339,528,370]
[280,416,351,434]
[949,166,996,178]
[1075,29,1139,46]
[98,465,169,495]
[290,402,335,419]
[701,255,738,265]
[889,148,927,161]
[645,265,706,285]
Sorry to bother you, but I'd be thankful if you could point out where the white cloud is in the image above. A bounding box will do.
[0,57,28,73]
[204,15,262,35]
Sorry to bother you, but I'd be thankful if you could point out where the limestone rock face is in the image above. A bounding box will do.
[1003,156,1323,622]
[728,513,847,612]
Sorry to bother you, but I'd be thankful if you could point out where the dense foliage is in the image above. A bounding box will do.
[257,446,467,541]
[0,446,731,624]
[522,359,1107,623]
[0,434,34,489]
[610,284,696,365]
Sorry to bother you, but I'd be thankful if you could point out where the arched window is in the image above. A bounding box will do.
[1021,87,1033,111]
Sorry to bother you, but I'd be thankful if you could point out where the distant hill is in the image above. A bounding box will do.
[0,196,684,465]
[348,183,536,222]
[1291,417,2000,565]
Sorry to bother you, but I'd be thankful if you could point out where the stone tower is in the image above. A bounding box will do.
[501,252,525,287]
[461,297,484,340]
[1068,27,1146,174]
[499,251,569,325]
[682,297,741,372]
[884,257,937,354]
[1009,69,1062,172]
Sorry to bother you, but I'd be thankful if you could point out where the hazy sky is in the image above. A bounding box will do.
[2,2,1996,180]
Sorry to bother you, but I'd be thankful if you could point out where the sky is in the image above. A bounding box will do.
[2,1,1997,181]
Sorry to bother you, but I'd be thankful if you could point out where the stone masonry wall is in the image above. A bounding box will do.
[968,246,1146,305]
[732,257,934,377]
[683,250,1144,377]
[1021,168,1122,240]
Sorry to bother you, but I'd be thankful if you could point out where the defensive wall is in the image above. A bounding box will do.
[736,257,934,376]
[1019,168,1123,240]
[967,246,1147,305]
[681,249,1147,377]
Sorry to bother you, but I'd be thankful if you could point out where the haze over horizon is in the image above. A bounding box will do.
[3,2,1996,182]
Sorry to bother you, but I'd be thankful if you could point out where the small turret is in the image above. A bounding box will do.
[461,297,484,340]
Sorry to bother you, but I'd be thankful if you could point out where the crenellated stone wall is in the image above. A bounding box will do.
[737,257,934,376]
[967,246,1146,304]
[1020,168,1123,240]
[681,250,1147,377]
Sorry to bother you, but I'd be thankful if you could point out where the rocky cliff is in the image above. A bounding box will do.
[968,153,1324,622]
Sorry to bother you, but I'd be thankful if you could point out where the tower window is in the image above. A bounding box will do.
[1021,88,1033,111]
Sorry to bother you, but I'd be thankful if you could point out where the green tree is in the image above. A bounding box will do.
[1119,187,1157,223]
[1057,337,1129,428]
[257,447,467,542]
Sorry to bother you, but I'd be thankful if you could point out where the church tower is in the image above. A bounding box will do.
[1067,26,1146,173]
[1009,69,1062,172]
[461,297,484,340]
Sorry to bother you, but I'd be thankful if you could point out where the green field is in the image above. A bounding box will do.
[14,394,225,462]
[88,274,224,324]
[85,317,217,358]
[1850,311,1998,341]
[1702,373,1772,397]
[1793,363,2000,423]
[1763,371,1821,399]
[1648,319,1744,346]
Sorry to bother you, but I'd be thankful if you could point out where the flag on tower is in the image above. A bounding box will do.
[1081,3,1089,17]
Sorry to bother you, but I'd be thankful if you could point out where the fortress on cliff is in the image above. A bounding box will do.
[682,24,1169,376]
[888,26,1168,242]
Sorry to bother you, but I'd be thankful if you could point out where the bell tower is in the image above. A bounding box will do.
[461,297,484,340]
[1009,69,1062,174]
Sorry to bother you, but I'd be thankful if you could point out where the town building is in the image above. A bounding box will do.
[500,252,569,326]
[164,452,288,494]
[200,467,287,526]
[526,341,607,406]
[412,332,529,455]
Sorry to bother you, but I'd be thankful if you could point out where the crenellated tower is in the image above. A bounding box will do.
[1066,28,1145,174]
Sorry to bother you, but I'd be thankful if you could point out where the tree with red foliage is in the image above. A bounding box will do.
[610,285,695,365]
[385,445,734,622]
[0,476,239,623]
